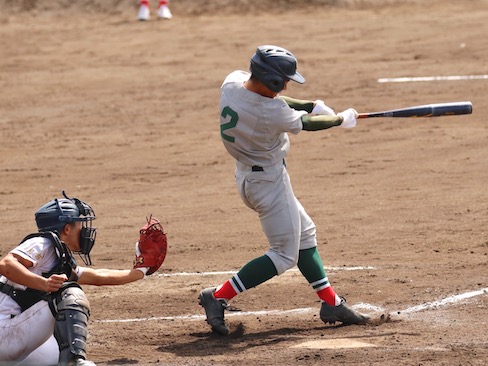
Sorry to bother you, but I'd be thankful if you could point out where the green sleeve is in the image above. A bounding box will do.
[301,114,343,131]
[279,96,315,113]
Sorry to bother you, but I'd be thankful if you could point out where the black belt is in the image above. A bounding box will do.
[0,281,49,312]
[0,282,16,297]
[251,159,286,172]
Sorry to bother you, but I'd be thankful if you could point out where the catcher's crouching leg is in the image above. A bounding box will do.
[49,282,94,366]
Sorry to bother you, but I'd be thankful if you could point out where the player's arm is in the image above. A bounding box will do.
[0,253,67,293]
[302,108,358,131]
[279,96,315,112]
[77,267,144,286]
[301,114,343,131]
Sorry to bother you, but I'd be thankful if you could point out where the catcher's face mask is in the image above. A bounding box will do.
[73,197,96,266]
[59,191,97,266]
[79,215,96,266]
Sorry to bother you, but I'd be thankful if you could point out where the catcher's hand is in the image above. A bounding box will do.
[133,216,168,275]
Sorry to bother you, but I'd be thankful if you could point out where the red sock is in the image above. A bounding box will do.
[213,280,238,301]
[316,286,341,306]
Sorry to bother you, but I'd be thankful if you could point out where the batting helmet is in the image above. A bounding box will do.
[35,191,97,265]
[249,45,305,93]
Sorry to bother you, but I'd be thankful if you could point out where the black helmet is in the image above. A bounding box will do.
[35,191,97,265]
[249,45,305,93]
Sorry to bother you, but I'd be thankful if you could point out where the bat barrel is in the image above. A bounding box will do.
[358,101,473,118]
[430,101,472,116]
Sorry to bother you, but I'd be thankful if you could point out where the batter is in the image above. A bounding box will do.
[199,45,371,335]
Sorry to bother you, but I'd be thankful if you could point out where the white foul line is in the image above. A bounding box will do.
[95,287,488,324]
[378,75,488,83]
[399,287,488,314]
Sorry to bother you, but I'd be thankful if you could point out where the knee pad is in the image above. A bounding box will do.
[51,282,91,363]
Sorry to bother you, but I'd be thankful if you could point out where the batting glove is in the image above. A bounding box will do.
[338,108,358,128]
[312,100,335,116]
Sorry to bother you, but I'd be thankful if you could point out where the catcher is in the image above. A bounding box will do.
[0,192,167,366]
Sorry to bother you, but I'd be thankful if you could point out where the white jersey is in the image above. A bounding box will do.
[219,70,307,167]
[0,236,83,318]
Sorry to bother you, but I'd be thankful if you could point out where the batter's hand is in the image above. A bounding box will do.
[312,100,335,116]
[338,108,358,128]
[44,273,68,293]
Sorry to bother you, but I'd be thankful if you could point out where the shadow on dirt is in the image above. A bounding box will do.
[155,312,396,358]
[155,322,342,357]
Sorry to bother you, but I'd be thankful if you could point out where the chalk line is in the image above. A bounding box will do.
[399,287,488,314]
[156,266,376,278]
[97,307,315,323]
[95,287,487,324]
[378,75,488,83]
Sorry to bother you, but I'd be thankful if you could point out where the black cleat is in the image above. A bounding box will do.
[198,287,229,335]
[320,297,370,325]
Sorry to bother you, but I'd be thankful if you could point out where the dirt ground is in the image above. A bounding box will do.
[1,0,487,365]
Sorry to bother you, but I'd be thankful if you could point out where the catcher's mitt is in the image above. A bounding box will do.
[133,215,168,275]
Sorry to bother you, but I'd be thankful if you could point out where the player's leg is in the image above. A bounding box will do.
[51,282,95,365]
[296,203,370,325]
[16,335,59,366]
[0,300,56,363]
[200,167,298,334]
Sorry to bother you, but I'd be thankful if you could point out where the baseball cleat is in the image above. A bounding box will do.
[137,5,150,21]
[320,297,370,325]
[199,287,229,335]
[157,5,172,19]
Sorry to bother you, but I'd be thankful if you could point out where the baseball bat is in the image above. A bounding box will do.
[357,101,472,118]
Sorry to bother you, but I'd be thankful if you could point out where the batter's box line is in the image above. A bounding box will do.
[155,266,376,278]
[95,287,487,324]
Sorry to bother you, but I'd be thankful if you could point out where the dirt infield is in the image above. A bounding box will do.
[1,0,487,365]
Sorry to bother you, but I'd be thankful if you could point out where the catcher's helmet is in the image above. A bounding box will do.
[249,45,305,93]
[35,191,97,265]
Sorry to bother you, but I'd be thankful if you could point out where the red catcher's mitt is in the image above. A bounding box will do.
[133,216,168,275]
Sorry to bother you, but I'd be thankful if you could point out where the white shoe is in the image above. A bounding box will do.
[137,5,150,21]
[157,5,172,19]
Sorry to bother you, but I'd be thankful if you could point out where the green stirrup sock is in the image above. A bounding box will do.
[297,247,327,283]
[237,255,278,290]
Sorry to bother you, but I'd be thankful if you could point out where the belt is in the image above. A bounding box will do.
[0,282,16,297]
[251,159,286,172]
[0,281,49,312]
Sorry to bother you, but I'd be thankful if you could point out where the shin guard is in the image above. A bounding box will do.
[51,282,91,365]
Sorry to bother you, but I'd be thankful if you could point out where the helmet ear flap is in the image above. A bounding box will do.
[266,75,286,93]
[250,58,286,93]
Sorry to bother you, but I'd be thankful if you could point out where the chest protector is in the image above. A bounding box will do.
[0,231,78,312]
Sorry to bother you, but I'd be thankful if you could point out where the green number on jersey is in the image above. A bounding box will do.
[220,106,238,143]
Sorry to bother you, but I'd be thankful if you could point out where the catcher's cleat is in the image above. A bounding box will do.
[76,358,97,366]
[320,297,370,325]
[199,287,229,335]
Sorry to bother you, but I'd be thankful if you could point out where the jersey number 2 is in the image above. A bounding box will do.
[220,106,238,143]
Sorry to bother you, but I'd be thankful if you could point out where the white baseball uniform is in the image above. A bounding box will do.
[0,236,83,364]
[220,70,318,275]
